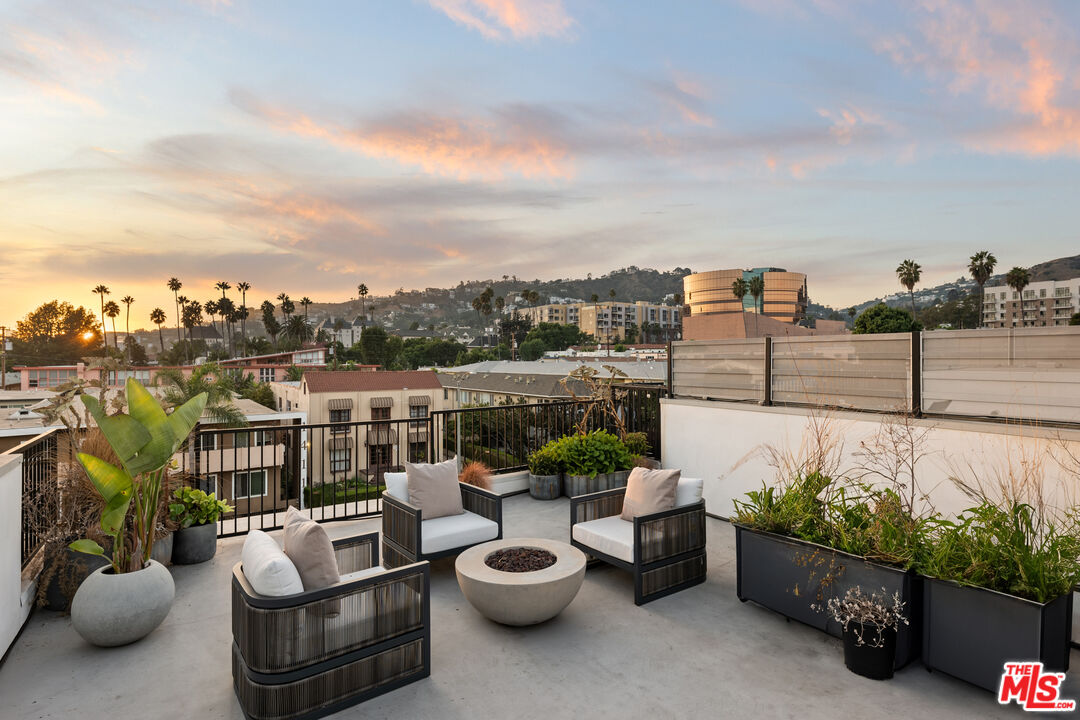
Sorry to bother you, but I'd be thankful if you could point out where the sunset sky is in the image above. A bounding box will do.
[2,0,1080,327]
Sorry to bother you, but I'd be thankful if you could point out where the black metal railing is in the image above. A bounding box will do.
[4,429,61,569]
[177,385,663,537]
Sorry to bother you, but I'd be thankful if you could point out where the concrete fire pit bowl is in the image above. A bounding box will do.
[455,538,587,626]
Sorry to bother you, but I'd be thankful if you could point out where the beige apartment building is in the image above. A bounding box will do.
[524,301,680,342]
[981,277,1080,328]
[284,370,449,485]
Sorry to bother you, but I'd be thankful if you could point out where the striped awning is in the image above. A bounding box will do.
[327,398,353,411]
[329,437,353,450]
[408,430,428,443]
[408,395,430,406]
[370,396,394,408]
[366,428,398,445]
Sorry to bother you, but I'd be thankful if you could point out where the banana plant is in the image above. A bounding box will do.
[70,379,208,573]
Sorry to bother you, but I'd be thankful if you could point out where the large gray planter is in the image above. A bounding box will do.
[922,577,1072,692]
[150,533,173,566]
[528,474,562,500]
[172,523,219,565]
[71,560,175,647]
[564,470,631,497]
[735,524,921,669]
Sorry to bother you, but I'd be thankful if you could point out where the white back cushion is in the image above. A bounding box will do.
[675,477,704,508]
[384,472,408,501]
[241,529,304,597]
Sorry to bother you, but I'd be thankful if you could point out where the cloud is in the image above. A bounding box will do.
[230,89,575,180]
[873,0,1080,156]
[643,71,714,127]
[427,0,574,41]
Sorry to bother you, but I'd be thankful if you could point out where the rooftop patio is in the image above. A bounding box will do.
[2,492,1071,719]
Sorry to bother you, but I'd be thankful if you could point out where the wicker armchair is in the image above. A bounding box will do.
[570,484,706,605]
[231,532,430,720]
[381,481,503,568]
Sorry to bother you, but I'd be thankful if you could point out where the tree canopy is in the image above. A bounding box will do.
[852,303,922,334]
[523,322,588,351]
[11,300,102,364]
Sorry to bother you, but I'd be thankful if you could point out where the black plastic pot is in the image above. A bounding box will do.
[42,546,110,611]
[842,622,896,680]
[922,577,1072,692]
[172,522,219,565]
[734,524,921,669]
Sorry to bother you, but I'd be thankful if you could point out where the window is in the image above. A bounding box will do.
[368,445,392,466]
[195,433,218,452]
[372,406,391,421]
[259,367,275,383]
[1040,288,1047,298]
[330,449,352,473]
[329,408,351,433]
[235,470,267,498]
[409,402,427,429]
[235,430,270,448]
[195,473,219,497]
[408,442,427,462]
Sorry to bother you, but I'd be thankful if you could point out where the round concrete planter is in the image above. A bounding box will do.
[172,523,218,565]
[528,473,562,500]
[71,560,175,647]
[455,538,586,626]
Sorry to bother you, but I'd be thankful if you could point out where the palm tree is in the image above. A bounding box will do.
[92,285,110,349]
[215,280,231,300]
[748,275,765,314]
[218,297,236,355]
[181,300,202,360]
[968,251,998,327]
[104,300,121,351]
[277,293,293,322]
[236,281,250,356]
[204,299,219,342]
[357,283,369,327]
[299,297,312,323]
[120,295,135,359]
[1006,266,1032,325]
[495,296,505,314]
[471,296,483,322]
[284,315,313,344]
[527,290,540,306]
[150,308,167,354]
[156,363,248,427]
[848,307,857,322]
[731,278,749,311]
[896,260,922,320]
[167,278,183,343]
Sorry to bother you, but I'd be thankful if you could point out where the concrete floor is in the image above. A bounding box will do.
[1,493,1075,719]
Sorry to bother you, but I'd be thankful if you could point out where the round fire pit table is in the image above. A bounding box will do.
[455,538,587,626]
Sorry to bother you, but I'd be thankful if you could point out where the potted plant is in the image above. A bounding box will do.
[526,447,562,500]
[68,378,207,647]
[168,486,232,565]
[821,586,908,680]
[625,432,659,469]
[917,500,1079,692]
[551,430,632,497]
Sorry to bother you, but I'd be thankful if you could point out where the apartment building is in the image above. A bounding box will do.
[438,359,666,406]
[683,268,808,324]
[523,301,680,342]
[285,370,449,485]
[981,277,1080,328]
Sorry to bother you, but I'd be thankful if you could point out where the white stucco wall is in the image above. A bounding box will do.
[661,398,1080,521]
[0,454,29,659]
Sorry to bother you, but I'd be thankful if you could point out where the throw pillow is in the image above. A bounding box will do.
[406,459,464,519]
[241,529,304,597]
[282,506,340,591]
[620,467,681,521]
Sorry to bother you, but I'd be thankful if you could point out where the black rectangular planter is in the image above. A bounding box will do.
[735,524,921,669]
[922,577,1073,692]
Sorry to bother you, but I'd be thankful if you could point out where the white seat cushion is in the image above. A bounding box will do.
[384,472,408,502]
[421,510,498,554]
[241,529,305,597]
[676,477,703,508]
[572,516,634,563]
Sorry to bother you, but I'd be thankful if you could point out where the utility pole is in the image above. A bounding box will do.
[1,326,8,388]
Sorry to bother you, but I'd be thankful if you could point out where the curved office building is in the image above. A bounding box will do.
[684,268,807,324]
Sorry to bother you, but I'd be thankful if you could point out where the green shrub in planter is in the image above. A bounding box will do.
[624,432,650,458]
[554,430,632,478]
[168,487,233,529]
[527,447,562,476]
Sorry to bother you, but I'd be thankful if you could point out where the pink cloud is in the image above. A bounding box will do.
[876,0,1080,156]
[231,91,574,180]
[427,0,574,41]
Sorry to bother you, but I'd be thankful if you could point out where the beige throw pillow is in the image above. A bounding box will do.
[406,459,464,519]
[282,506,340,591]
[620,467,681,521]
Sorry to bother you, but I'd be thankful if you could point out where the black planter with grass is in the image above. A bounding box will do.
[734,524,921,669]
[921,577,1072,692]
